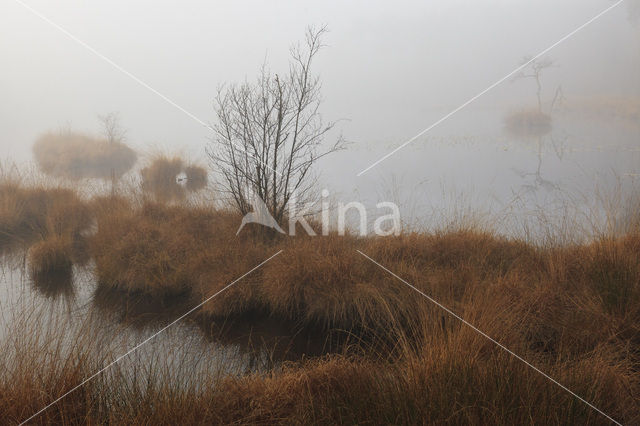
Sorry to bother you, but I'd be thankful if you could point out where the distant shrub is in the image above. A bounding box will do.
[504,109,552,138]
[0,182,90,244]
[0,183,36,242]
[141,156,208,202]
[33,131,137,180]
[28,235,73,277]
[141,156,186,202]
[184,165,208,192]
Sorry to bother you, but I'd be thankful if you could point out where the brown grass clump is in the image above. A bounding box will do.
[256,230,543,338]
[583,235,640,316]
[0,181,91,245]
[504,108,553,137]
[33,131,137,180]
[29,236,72,277]
[42,188,92,239]
[0,182,38,242]
[260,235,423,334]
[88,193,132,223]
[90,200,261,300]
[184,164,208,192]
[141,156,186,202]
[141,157,209,202]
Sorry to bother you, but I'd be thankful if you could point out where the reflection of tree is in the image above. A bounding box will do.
[549,133,568,161]
[550,86,565,113]
[511,132,567,195]
[507,55,568,195]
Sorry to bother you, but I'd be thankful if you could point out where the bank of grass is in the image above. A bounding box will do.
[0,180,90,244]
[1,327,637,425]
[184,164,207,192]
[1,179,639,424]
[28,235,73,277]
[90,200,640,341]
[33,130,137,180]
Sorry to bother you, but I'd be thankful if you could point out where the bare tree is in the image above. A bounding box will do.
[98,112,128,193]
[513,56,555,113]
[99,112,127,144]
[207,26,343,223]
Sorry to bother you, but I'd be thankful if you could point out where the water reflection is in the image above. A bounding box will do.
[93,283,350,370]
[196,315,350,365]
[509,135,566,195]
[31,268,74,299]
[0,255,343,385]
[92,284,192,330]
[322,104,639,239]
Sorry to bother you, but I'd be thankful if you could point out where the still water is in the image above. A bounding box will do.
[0,250,333,388]
[319,107,639,239]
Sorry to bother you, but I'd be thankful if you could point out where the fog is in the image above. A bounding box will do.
[1,0,639,236]
[1,0,637,158]
[2,3,640,422]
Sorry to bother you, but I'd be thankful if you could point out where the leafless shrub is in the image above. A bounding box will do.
[33,130,137,180]
[141,156,186,202]
[207,26,344,223]
[512,56,556,112]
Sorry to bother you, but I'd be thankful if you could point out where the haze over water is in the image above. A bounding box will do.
[1,0,639,235]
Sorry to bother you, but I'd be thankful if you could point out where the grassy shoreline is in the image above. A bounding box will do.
[0,179,638,424]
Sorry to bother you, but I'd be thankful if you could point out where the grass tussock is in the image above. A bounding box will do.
[28,235,73,277]
[141,156,208,202]
[0,181,90,244]
[141,156,186,202]
[184,164,207,192]
[90,200,255,300]
[28,236,75,297]
[504,108,553,138]
[1,179,90,296]
[33,131,137,180]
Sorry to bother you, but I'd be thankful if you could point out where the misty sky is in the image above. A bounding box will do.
[1,0,639,164]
